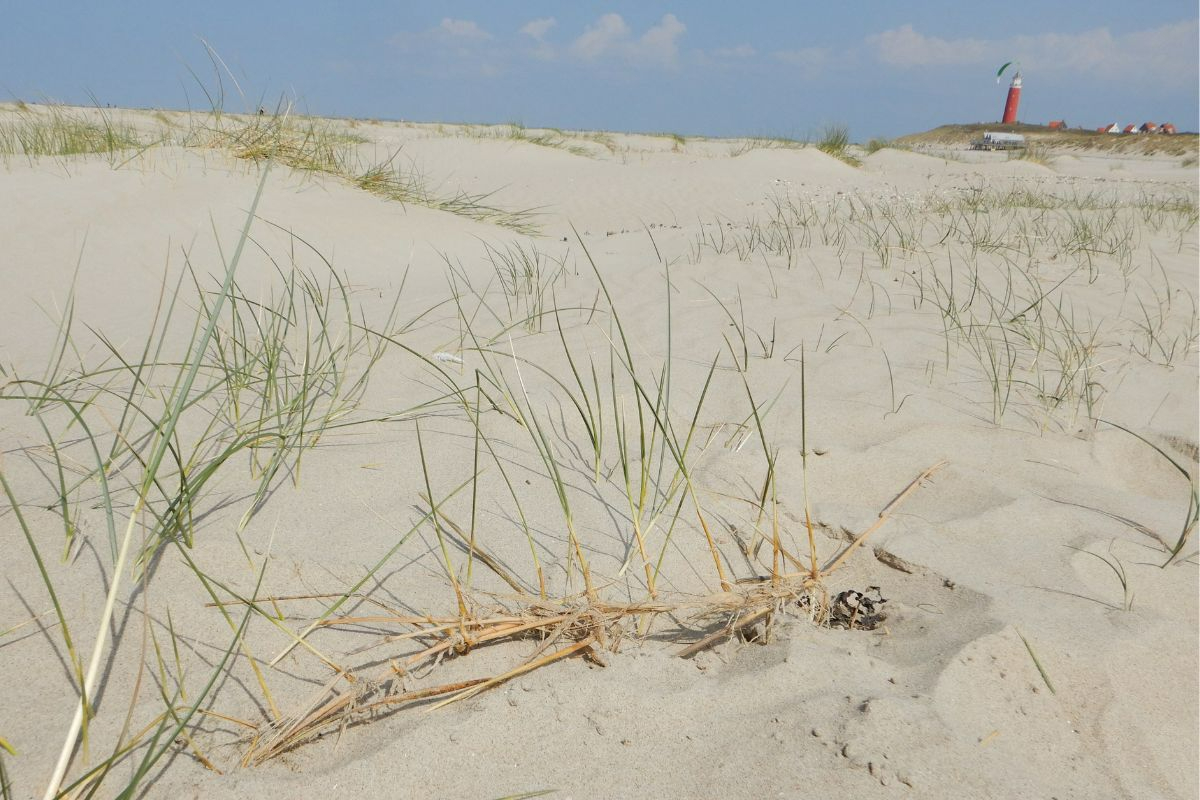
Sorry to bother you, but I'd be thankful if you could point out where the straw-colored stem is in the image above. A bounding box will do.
[821,461,946,575]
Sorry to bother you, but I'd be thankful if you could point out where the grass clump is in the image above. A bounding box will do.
[505,123,594,158]
[2,101,539,233]
[3,168,419,797]
[1011,144,1053,167]
[355,158,541,234]
[648,131,686,152]
[0,104,141,161]
[729,136,805,157]
[187,109,540,233]
[229,230,946,760]
[816,124,860,167]
[187,112,366,172]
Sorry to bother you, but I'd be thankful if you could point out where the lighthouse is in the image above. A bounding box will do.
[1002,71,1022,124]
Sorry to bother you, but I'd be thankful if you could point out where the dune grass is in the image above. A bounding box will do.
[688,181,1197,429]
[232,231,943,760]
[0,104,142,161]
[454,122,621,159]
[729,135,805,157]
[183,110,542,234]
[865,137,893,155]
[2,164,444,797]
[1,102,540,234]
[1011,143,1053,167]
[505,123,595,158]
[816,124,860,167]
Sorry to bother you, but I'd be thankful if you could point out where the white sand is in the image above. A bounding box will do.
[1,108,1197,799]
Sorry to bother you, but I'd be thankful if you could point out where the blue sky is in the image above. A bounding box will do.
[3,2,1197,139]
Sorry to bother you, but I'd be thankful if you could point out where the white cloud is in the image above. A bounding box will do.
[867,20,1199,88]
[639,14,686,65]
[391,18,492,52]
[570,13,686,67]
[868,24,987,67]
[439,18,492,40]
[571,13,631,60]
[520,17,557,41]
[1012,19,1197,81]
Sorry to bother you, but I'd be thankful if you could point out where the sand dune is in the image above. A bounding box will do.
[1,106,1196,799]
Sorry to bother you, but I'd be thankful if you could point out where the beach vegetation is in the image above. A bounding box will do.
[816,123,860,166]
[0,104,141,161]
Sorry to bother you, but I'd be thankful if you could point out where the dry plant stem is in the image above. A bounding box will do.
[632,515,656,597]
[420,494,529,595]
[771,481,782,585]
[821,461,947,575]
[799,348,820,580]
[678,462,946,658]
[429,635,598,710]
[41,167,271,800]
[677,607,775,659]
[804,506,819,580]
[253,586,847,760]
[403,614,580,667]
[694,494,732,592]
[248,678,489,765]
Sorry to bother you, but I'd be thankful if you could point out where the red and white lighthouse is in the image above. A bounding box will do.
[1001,71,1022,124]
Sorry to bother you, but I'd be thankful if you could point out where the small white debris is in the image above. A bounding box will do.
[433,352,464,364]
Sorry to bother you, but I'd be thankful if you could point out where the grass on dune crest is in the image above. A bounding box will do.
[453,121,623,158]
[727,124,861,166]
[182,109,543,234]
[1,101,540,234]
[728,135,806,157]
[816,123,860,167]
[1011,143,1053,167]
[865,137,894,154]
[505,123,596,158]
[0,104,142,162]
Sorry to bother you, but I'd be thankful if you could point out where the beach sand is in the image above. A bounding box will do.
[1,107,1197,799]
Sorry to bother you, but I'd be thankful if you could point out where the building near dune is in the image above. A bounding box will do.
[1113,122,1176,135]
[1097,123,1120,133]
[1048,120,1067,130]
[970,131,1026,150]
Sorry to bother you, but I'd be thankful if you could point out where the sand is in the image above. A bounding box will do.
[1,107,1197,799]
